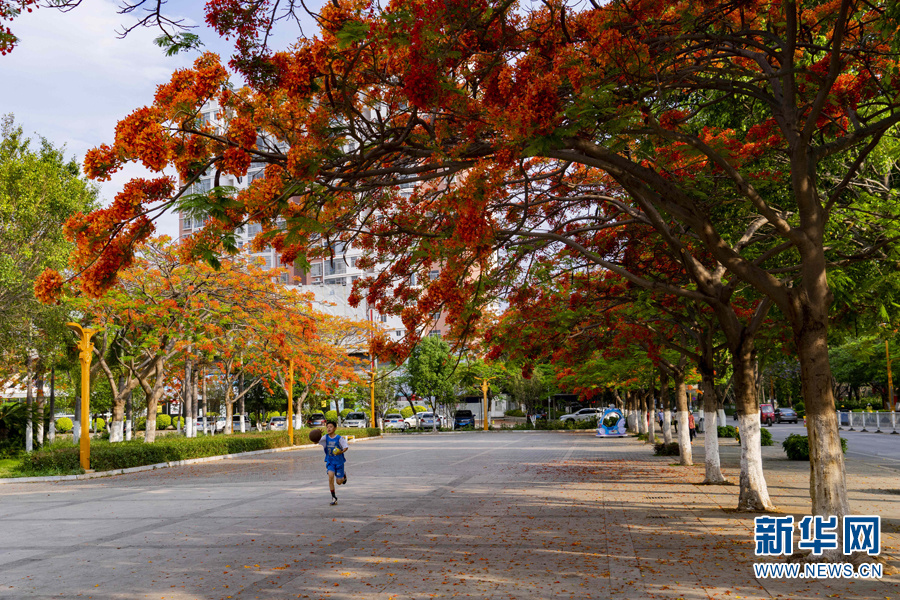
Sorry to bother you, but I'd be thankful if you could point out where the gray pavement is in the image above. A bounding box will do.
[0,431,898,599]
[764,422,900,472]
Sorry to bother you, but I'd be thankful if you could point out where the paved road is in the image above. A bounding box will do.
[0,432,897,599]
[763,423,900,471]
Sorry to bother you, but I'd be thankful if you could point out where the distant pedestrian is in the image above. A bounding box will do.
[319,420,349,505]
[688,412,696,442]
[657,409,663,427]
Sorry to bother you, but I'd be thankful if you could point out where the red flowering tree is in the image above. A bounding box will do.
[37,0,900,525]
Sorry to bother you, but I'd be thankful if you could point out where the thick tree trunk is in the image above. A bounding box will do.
[734,343,774,511]
[674,372,692,466]
[125,388,133,441]
[144,389,162,443]
[797,320,849,519]
[625,391,637,433]
[110,375,127,443]
[646,393,656,443]
[659,370,673,444]
[701,374,727,484]
[638,392,648,436]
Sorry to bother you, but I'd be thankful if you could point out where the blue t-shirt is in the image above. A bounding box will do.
[322,434,347,466]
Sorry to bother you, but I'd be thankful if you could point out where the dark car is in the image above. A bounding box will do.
[307,412,326,428]
[453,409,475,429]
[774,407,799,424]
[760,404,775,426]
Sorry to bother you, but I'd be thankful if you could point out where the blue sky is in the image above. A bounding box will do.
[2,0,307,238]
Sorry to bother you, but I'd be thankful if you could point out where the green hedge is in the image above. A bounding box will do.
[92,418,106,430]
[21,428,381,475]
[156,415,172,430]
[340,408,353,418]
[325,410,339,423]
[782,434,847,461]
[718,425,738,438]
[504,409,525,417]
[654,442,680,456]
[56,418,73,433]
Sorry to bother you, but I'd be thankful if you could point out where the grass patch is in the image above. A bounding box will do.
[20,428,380,477]
[0,457,22,478]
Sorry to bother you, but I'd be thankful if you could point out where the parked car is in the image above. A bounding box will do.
[214,415,252,432]
[268,416,287,430]
[384,413,409,430]
[343,412,368,428]
[307,412,327,428]
[404,413,421,428]
[559,408,602,422]
[760,404,775,426]
[774,407,799,424]
[453,409,475,429]
[416,412,442,428]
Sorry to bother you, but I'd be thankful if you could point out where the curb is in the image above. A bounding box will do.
[0,434,382,485]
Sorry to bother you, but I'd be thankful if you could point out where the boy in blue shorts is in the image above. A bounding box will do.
[319,420,349,505]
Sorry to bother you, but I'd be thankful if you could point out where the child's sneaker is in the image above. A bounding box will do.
[330,498,338,505]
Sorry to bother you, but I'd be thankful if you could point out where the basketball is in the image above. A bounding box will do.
[309,428,322,443]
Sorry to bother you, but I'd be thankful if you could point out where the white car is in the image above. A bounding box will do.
[384,414,409,430]
[559,408,602,422]
[343,412,368,428]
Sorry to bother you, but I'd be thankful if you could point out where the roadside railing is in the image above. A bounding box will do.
[839,411,899,434]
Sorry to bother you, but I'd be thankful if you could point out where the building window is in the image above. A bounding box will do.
[309,263,322,277]
[380,314,388,323]
[396,330,404,337]
[429,270,439,280]
[408,273,417,286]
[429,329,441,337]
[248,222,262,237]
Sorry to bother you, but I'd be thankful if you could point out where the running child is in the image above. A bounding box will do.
[319,420,349,505]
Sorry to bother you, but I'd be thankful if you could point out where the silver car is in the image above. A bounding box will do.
[268,417,287,431]
[559,408,602,422]
[343,412,368,428]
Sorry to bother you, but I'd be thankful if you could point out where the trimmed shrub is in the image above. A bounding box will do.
[653,442,680,456]
[172,416,184,429]
[22,428,382,475]
[265,411,282,421]
[92,418,106,431]
[504,409,525,417]
[156,414,172,430]
[325,410,339,423]
[400,406,427,419]
[732,427,774,446]
[793,402,806,418]
[340,408,353,419]
[56,417,73,433]
[718,425,738,438]
[782,434,847,461]
[135,417,147,431]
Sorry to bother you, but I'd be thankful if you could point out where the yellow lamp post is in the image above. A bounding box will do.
[67,322,97,471]
[474,375,497,431]
[287,359,294,446]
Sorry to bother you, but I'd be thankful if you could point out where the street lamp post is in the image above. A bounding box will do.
[474,375,497,431]
[67,323,97,471]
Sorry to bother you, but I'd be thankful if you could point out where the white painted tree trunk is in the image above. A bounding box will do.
[718,408,726,425]
[240,414,246,433]
[638,408,648,435]
[626,410,637,433]
[662,410,673,444]
[677,410,692,465]
[125,418,132,441]
[647,403,656,443]
[737,413,774,511]
[110,420,124,443]
[703,410,727,483]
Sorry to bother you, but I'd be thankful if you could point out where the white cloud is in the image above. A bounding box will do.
[1,0,197,238]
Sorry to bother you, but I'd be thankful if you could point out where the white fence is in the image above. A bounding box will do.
[839,411,899,433]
